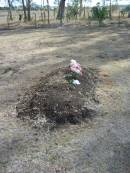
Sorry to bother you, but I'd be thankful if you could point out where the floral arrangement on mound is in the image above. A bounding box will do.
[16,59,99,127]
[65,59,82,85]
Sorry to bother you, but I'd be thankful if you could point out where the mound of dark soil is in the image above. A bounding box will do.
[16,67,99,127]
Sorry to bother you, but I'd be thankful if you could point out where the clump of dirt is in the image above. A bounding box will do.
[16,67,99,127]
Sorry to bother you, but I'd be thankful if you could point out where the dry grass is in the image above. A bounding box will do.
[0,24,130,173]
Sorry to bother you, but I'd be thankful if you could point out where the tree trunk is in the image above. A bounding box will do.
[57,0,66,25]
[22,0,27,21]
[27,0,31,21]
[83,6,85,18]
[103,0,105,6]
[7,0,13,20]
[99,19,103,26]
[109,0,112,19]
[46,0,50,24]
[79,0,82,17]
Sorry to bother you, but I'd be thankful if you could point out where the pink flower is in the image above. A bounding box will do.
[70,59,82,75]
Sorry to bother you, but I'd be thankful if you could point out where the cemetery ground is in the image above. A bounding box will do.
[0,24,130,173]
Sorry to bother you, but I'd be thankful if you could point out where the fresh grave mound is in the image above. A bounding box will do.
[16,66,99,126]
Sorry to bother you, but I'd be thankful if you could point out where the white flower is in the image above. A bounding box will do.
[70,59,77,66]
[72,80,80,85]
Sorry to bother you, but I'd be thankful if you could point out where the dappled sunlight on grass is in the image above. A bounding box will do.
[100,58,130,76]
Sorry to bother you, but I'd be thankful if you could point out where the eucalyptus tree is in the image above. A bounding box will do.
[57,0,66,24]
[46,0,50,24]
[26,0,31,21]
[9,0,27,21]
[18,0,32,21]
[66,0,79,20]
[21,0,27,20]
[109,0,112,19]
[79,0,82,16]
[57,0,92,24]
[102,0,105,6]
[41,0,50,24]
[7,0,13,20]
[92,3,108,26]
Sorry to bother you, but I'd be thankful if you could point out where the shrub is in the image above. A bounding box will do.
[66,0,79,20]
[91,3,108,26]
[66,5,79,20]
[125,5,130,12]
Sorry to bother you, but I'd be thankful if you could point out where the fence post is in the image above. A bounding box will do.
[7,14,10,29]
[41,10,44,22]
[118,11,121,27]
[83,6,86,18]
[54,8,55,19]
[34,13,37,28]
[44,10,46,23]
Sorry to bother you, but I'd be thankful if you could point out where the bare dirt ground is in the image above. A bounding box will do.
[0,25,130,173]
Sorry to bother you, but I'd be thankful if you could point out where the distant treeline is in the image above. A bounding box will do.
[0,4,130,12]
[0,7,10,10]
[0,6,56,11]
[0,5,130,10]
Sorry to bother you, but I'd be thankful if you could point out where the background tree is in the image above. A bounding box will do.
[102,0,105,6]
[26,0,31,21]
[57,0,66,25]
[79,0,82,16]
[125,4,130,12]
[7,0,13,20]
[66,0,79,20]
[92,3,108,26]
[54,0,60,6]
[109,0,112,19]
[21,0,27,21]
[46,0,50,24]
